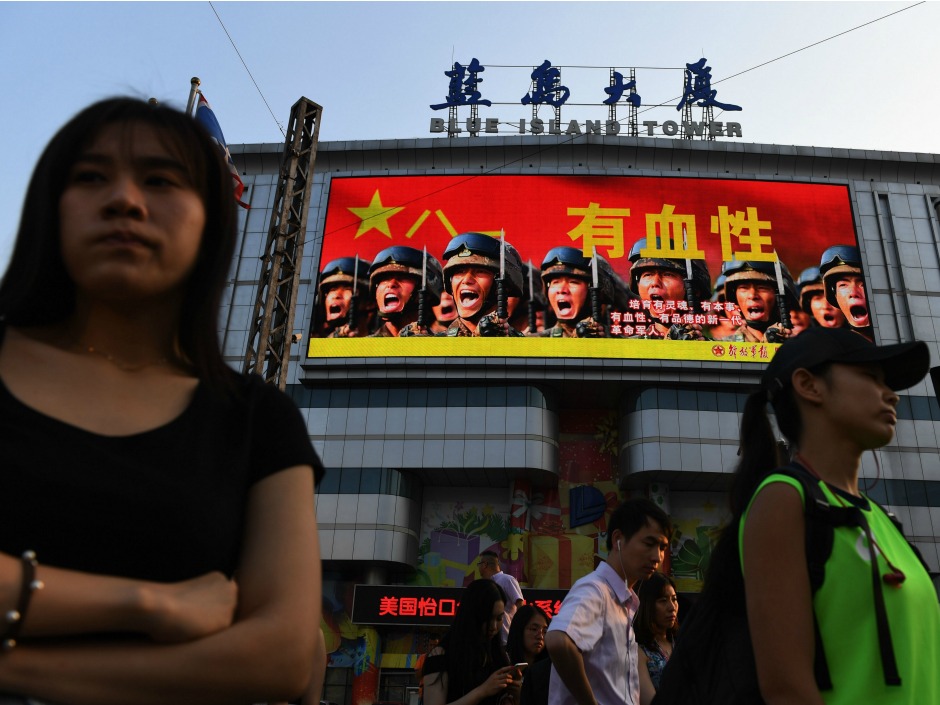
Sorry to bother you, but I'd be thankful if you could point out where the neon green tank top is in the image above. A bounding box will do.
[740,473,940,704]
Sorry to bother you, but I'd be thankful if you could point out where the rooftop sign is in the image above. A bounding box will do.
[429,57,743,139]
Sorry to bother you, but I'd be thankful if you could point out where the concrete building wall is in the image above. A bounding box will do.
[227,135,940,577]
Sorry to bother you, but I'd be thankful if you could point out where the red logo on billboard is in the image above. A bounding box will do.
[711,345,725,357]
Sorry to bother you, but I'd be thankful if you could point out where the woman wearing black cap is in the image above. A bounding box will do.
[730,327,939,703]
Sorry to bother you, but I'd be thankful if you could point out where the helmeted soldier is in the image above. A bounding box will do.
[819,244,871,339]
[626,237,712,340]
[508,253,549,335]
[314,256,372,338]
[538,247,628,338]
[720,258,798,343]
[367,246,443,337]
[706,272,737,339]
[786,268,812,334]
[711,273,727,304]
[797,265,845,330]
[439,232,525,337]
[430,290,457,334]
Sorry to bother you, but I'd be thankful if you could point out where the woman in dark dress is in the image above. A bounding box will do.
[423,579,521,705]
[0,97,324,704]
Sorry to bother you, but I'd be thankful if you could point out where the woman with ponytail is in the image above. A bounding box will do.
[657,327,939,705]
[737,328,937,704]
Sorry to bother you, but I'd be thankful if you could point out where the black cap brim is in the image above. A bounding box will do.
[763,328,930,395]
[841,340,930,391]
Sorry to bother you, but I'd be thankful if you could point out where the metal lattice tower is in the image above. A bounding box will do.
[626,68,639,137]
[679,67,692,140]
[448,103,458,137]
[607,68,639,137]
[702,104,715,141]
[607,68,617,127]
[679,101,693,140]
[243,97,323,390]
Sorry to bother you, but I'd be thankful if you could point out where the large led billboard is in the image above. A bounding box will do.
[307,175,863,363]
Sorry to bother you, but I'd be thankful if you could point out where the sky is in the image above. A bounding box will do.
[1,1,937,272]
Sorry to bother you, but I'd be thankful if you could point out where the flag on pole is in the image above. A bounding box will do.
[194,93,250,209]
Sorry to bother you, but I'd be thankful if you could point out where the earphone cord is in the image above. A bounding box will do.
[617,539,630,705]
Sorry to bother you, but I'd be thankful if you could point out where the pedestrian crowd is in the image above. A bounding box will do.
[423,327,940,705]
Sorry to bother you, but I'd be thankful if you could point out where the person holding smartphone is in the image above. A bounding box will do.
[423,579,522,705]
[507,605,551,705]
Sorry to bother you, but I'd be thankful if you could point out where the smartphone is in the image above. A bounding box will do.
[513,662,529,670]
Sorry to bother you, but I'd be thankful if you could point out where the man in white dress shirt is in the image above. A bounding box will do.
[545,499,672,705]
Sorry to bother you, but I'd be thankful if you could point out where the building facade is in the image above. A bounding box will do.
[228,134,940,705]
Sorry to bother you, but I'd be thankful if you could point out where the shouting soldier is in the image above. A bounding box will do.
[439,232,525,337]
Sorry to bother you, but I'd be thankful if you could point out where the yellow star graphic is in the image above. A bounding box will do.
[348,190,404,239]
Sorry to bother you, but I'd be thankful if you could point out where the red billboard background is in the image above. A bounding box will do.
[320,174,857,286]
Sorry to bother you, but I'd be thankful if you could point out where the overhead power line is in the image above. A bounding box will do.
[320,1,928,240]
[713,1,925,87]
[634,1,925,120]
[204,0,925,240]
[208,1,286,137]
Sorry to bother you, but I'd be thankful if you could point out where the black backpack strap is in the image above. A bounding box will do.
[852,507,903,686]
[777,463,839,691]
[875,502,932,575]
[779,463,902,688]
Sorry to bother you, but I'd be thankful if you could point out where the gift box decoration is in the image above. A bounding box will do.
[510,479,532,533]
[498,531,528,585]
[419,551,448,587]
[527,533,596,589]
[526,487,563,535]
[429,530,480,586]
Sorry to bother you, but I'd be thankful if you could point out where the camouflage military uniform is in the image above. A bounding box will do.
[539,324,578,338]
[623,237,714,342]
[368,324,397,338]
[327,323,355,338]
[439,312,524,337]
[439,317,477,337]
[626,320,708,340]
[718,322,789,343]
[538,318,605,338]
[399,322,432,337]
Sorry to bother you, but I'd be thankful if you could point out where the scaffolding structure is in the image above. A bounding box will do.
[243,97,323,390]
[607,67,639,137]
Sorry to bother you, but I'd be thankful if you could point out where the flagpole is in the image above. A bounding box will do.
[185,77,201,116]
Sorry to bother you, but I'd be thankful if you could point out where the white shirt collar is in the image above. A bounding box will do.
[597,560,631,604]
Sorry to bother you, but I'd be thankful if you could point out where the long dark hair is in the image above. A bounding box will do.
[729,363,831,516]
[433,579,509,700]
[700,363,831,613]
[506,604,550,665]
[0,97,238,390]
[634,572,679,650]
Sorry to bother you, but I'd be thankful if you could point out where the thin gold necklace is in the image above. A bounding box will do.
[77,342,169,373]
